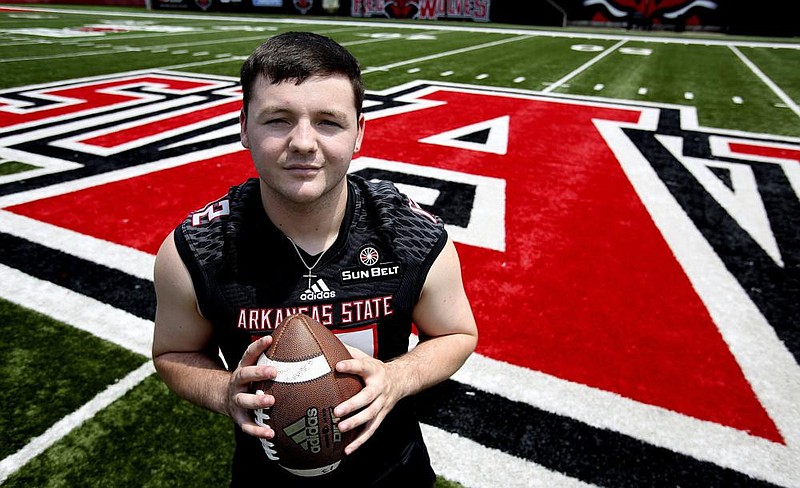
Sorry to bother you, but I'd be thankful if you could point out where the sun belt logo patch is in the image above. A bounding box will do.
[340,244,402,285]
[359,245,380,266]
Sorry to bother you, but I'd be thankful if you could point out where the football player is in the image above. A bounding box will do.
[152,31,478,486]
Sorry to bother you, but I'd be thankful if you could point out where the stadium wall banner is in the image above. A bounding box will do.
[1,0,145,6]
[150,0,339,14]
[350,0,491,22]
[150,0,491,21]
[145,0,794,35]
[146,0,719,29]
[151,0,344,13]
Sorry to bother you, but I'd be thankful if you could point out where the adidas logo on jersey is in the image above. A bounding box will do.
[300,279,336,301]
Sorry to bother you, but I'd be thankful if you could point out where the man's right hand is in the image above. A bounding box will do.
[226,335,278,439]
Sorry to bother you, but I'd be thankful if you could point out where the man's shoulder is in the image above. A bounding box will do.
[349,174,446,261]
[174,178,259,265]
[350,174,443,229]
[179,179,258,230]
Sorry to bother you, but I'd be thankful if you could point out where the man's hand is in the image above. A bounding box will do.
[226,335,278,439]
[332,347,406,455]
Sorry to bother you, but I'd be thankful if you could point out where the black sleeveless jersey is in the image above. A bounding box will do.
[173,175,445,486]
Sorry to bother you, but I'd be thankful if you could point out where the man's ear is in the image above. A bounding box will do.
[239,108,249,149]
[353,113,366,153]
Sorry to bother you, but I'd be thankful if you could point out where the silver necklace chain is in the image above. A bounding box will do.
[286,236,327,289]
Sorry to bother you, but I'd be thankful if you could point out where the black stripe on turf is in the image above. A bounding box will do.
[0,232,155,321]
[417,380,780,488]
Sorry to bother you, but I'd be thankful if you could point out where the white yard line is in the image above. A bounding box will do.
[0,33,270,63]
[0,28,240,48]
[543,38,627,93]
[155,56,247,71]
[0,261,156,481]
[0,361,155,484]
[361,35,530,75]
[729,45,800,119]
[0,47,137,63]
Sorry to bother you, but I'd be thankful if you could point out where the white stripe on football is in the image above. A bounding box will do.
[257,353,331,384]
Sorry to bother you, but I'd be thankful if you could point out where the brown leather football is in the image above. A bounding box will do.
[251,313,364,477]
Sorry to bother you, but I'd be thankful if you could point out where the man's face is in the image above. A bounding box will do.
[240,74,365,207]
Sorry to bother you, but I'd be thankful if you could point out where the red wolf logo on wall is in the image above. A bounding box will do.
[294,0,313,14]
[351,0,490,21]
[583,0,719,26]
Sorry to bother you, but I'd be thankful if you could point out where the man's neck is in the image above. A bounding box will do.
[259,180,349,256]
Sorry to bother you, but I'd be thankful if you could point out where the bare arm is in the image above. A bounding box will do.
[334,237,478,453]
[151,233,276,438]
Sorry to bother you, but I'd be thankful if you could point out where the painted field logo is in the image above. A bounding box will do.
[0,70,242,199]
[2,71,798,486]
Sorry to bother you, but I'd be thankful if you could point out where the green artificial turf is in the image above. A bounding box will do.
[0,161,38,176]
[0,298,147,460]
[4,375,234,487]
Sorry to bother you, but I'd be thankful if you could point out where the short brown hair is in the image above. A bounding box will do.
[240,31,364,117]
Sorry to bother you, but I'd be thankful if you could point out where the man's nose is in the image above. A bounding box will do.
[288,120,317,153]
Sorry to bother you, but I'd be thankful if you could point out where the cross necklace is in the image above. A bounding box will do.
[286,236,327,289]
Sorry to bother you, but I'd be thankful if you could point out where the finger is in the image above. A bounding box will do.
[239,419,275,439]
[333,383,375,419]
[234,390,275,411]
[335,357,371,376]
[230,400,275,438]
[235,363,278,386]
[233,392,276,439]
[238,335,273,368]
[343,414,382,455]
[336,395,380,433]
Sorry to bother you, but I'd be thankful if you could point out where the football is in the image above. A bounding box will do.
[251,313,364,477]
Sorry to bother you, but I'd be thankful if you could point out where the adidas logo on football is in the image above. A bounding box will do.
[300,279,336,301]
[284,407,322,454]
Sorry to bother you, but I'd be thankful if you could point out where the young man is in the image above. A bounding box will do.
[152,32,478,486]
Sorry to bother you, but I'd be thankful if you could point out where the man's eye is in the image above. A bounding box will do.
[265,118,289,126]
[320,120,342,128]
